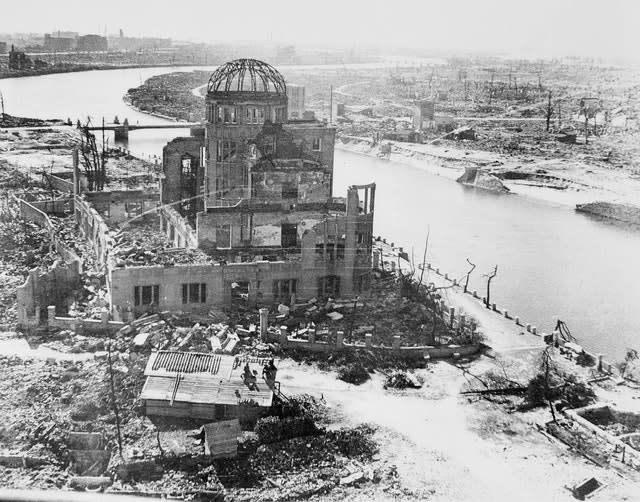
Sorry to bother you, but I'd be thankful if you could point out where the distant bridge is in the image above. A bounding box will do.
[83,121,203,140]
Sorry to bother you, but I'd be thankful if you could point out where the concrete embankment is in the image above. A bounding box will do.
[576,201,640,226]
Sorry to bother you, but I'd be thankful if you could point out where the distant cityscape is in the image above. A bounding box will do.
[0,30,374,75]
[0,29,172,54]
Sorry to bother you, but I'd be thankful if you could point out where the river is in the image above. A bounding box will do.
[1,65,638,361]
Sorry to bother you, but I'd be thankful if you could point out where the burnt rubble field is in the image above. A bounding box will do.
[0,350,386,501]
[4,53,640,500]
[0,133,468,499]
[0,272,449,500]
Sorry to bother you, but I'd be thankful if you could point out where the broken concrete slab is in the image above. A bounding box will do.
[69,476,112,491]
[339,471,364,486]
[116,459,164,482]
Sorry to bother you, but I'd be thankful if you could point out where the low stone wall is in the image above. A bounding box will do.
[43,173,74,194]
[418,260,621,377]
[30,198,72,216]
[46,305,125,335]
[566,404,640,469]
[265,326,480,360]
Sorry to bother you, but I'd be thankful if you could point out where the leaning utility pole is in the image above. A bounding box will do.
[0,91,4,117]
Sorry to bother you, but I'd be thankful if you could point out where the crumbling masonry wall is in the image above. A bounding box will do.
[160,206,198,249]
[85,190,160,226]
[74,195,114,267]
[13,196,82,326]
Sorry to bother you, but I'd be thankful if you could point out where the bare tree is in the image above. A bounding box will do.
[463,258,476,293]
[545,91,553,132]
[620,348,639,379]
[540,345,558,423]
[485,265,498,309]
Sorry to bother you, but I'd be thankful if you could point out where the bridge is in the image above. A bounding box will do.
[83,120,203,141]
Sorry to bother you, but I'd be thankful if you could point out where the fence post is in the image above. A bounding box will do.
[365,333,373,348]
[100,309,109,328]
[393,335,401,351]
[336,330,344,349]
[308,329,316,344]
[259,308,269,340]
[47,305,56,326]
[279,326,288,344]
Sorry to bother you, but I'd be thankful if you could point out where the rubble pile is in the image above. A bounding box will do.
[101,148,160,190]
[270,270,468,350]
[0,346,384,500]
[383,371,423,390]
[0,160,67,202]
[0,207,60,325]
[112,225,215,267]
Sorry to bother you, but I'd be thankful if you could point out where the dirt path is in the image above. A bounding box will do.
[278,359,640,501]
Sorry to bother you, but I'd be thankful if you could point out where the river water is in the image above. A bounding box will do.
[1,65,639,361]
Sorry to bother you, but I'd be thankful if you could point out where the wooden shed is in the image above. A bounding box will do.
[140,351,276,422]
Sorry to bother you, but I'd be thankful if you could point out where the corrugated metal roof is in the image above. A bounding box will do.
[140,351,277,408]
[144,351,274,377]
[140,374,273,407]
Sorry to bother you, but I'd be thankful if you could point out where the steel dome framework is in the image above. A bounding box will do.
[207,59,287,94]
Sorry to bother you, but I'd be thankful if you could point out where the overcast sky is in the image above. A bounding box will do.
[2,0,639,60]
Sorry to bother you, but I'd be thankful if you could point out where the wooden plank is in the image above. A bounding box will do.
[202,419,240,457]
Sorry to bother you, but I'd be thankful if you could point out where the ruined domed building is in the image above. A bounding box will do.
[113,59,375,313]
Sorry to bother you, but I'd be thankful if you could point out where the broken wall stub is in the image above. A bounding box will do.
[160,205,198,249]
[14,196,83,326]
[86,190,160,226]
[161,136,204,225]
[16,258,81,324]
[74,196,113,267]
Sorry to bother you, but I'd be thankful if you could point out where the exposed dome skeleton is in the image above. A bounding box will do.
[207,58,287,94]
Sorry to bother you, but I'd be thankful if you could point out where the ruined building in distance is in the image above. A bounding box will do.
[109,59,376,315]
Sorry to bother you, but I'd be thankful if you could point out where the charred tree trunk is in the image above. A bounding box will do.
[485,265,498,309]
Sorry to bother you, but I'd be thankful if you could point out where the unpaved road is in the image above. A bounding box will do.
[279,359,640,501]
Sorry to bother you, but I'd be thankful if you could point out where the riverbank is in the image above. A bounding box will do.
[120,68,640,220]
[0,62,226,81]
[336,134,640,215]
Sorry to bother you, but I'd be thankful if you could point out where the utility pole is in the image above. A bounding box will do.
[107,340,124,458]
[329,85,333,124]
[0,91,4,117]
[488,71,495,105]
[557,100,562,129]
[546,91,552,132]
